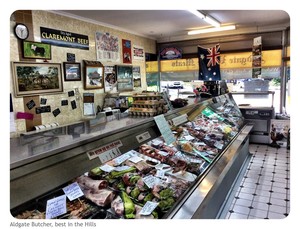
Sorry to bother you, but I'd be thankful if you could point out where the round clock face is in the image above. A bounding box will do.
[14,23,29,40]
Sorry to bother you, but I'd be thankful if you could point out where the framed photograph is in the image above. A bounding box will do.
[83,60,104,89]
[63,62,81,81]
[116,65,133,91]
[22,40,51,60]
[12,62,63,97]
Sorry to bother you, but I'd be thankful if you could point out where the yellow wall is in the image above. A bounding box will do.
[10,10,156,136]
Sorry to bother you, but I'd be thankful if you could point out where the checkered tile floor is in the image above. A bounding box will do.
[220,144,290,219]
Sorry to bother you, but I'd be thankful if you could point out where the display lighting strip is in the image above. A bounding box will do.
[189,10,221,27]
[187,25,236,35]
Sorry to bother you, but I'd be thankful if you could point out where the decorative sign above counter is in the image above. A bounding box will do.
[160,47,182,60]
[40,27,89,50]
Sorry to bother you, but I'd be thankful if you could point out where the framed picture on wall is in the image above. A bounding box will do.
[22,40,51,60]
[63,62,81,81]
[12,62,63,97]
[83,60,104,89]
[116,65,133,91]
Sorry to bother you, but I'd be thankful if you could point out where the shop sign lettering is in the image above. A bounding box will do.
[40,27,89,50]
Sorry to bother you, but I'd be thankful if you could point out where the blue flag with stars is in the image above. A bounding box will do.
[198,44,221,81]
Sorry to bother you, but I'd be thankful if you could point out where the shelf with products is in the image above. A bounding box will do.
[10,93,253,219]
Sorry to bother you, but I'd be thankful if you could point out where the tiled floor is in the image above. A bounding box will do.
[220,143,290,219]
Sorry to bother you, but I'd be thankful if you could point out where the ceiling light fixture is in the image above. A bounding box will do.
[189,10,221,27]
[188,25,236,35]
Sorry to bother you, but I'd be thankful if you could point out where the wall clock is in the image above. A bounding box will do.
[14,23,29,40]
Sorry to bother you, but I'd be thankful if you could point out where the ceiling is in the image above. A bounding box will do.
[54,10,290,43]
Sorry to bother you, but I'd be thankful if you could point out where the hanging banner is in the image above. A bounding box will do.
[122,39,132,64]
[252,36,262,78]
[198,44,221,81]
[40,27,89,50]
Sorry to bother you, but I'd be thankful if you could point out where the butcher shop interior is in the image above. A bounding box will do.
[8,7,294,224]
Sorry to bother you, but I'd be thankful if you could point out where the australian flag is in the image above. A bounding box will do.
[198,44,221,81]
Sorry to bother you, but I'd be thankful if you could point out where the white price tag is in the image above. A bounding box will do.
[113,152,132,165]
[157,151,169,156]
[136,131,151,143]
[99,164,116,173]
[184,135,195,141]
[194,141,206,146]
[98,148,122,164]
[139,201,159,216]
[214,141,224,150]
[129,156,143,163]
[46,195,67,219]
[171,114,188,126]
[156,170,165,178]
[114,165,131,171]
[62,182,84,201]
[143,175,159,189]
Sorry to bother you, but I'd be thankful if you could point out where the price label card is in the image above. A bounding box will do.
[98,148,122,164]
[157,151,169,156]
[136,131,151,143]
[156,170,165,178]
[114,165,131,171]
[113,152,132,165]
[184,135,195,141]
[45,195,67,219]
[99,164,115,173]
[139,201,159,216]
[129,156,143,163]
[86,140,123,160]
[143,175,159,189]
[62,182,84,201]
[154,114,176,145]
[194,142,206,146]
[214,141,224,150]
[172,114,188,126]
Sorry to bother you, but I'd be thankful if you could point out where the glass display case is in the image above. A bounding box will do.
[10,93,253,219]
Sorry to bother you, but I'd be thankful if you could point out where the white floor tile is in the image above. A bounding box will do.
[253,195,270,203]
[249,208,268,218]
[228,212,249,219]
[235,198,253,207]
[267,211,287,219]
[268,204,287,214]
[251,201,270,211]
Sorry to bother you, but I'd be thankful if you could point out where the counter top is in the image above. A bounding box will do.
[10,97,204,169]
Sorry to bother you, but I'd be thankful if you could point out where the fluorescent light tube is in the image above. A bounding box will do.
[188,10,220,27]
[188,25,236,35]
[189,10,205,19]
[203,16,220,27]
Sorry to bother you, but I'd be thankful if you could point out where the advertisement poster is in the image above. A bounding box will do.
[122,39,132,64]
[133,45,145,60]
[132,66,141,88]
[252,36,262,78]
[95,32,120,62]
[104,66,117,93]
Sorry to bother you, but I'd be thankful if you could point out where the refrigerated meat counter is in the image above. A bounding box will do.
[10,93,253,219]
